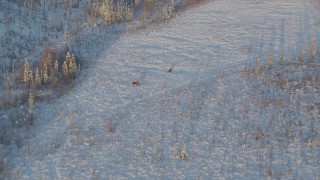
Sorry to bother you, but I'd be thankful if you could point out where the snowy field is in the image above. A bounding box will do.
[2,0,320,179]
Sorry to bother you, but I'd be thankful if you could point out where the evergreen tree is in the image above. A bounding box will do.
[69,54,77,78]
[46,53,52,67]
[35,68,42,87]
[100,3,109,23]
[116,1,123,22]
[125,5,133,22]
[43,53,52,82]
[163,9,169,20]
[168,0,174,19]
[40,69,43,83]
[84,52,89,64]
[66,52,72,64]
[62,60,68,79]
[23,59,33,88]
[134,0,140,8]
[43,65,49,84]
[51,60,59,87]
[6,70,12,88]
[99,0,114,24]
[111,0,116,23]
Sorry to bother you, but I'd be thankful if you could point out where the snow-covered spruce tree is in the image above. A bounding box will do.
[43,53,52,84]
[111,1,117,23]
[84,52,89,64]
[69,54,77,78]
[99,2,107,20]
[66,52,72,64]
[46,52,52,66]
[43,65,49,84]
[62,52,72,80]
[134,0,140,8]
[6,70,12,88]
[62,60,68,80]
[107,0,116,24]
[163,0,174,21]
[116,1,123,22]
[169,0,174,19]
[99,2,110,24]
[51,60,59,87]
[108,0,114,23]
[163,9,169,20]
[35,68,42,87]
[40,69,43,83]
[125,5,133,22]
[23,59,33,88]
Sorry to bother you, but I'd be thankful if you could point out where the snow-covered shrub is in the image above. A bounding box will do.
[255,57,261,74]
[246,41,320,148]
[297,43,307,64]
[267,54,274,67]
[280,49,285,64]
[310,40,317,61]
[174,145,187,160]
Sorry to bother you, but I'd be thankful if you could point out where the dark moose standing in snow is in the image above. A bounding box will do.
[132,81,141,86]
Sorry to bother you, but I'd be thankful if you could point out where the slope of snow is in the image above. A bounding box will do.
[4,0,320,179]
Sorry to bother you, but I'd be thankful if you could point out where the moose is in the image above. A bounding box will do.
[132,81,140,86]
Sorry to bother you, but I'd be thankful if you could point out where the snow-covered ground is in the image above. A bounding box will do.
[3,0,320,179]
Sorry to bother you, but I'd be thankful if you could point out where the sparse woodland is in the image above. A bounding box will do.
[0,0,204,175]
[0,0,319,179]
[0,0,182,110]
[0,0,199,109]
